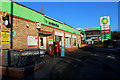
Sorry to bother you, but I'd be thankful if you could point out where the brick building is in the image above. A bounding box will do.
[0,1,81,54]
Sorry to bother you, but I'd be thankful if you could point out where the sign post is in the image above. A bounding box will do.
[100,16,111,42]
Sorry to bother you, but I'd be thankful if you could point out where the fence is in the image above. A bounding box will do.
[0,48,46,68]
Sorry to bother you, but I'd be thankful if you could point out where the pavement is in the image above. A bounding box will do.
[2,48,120,80]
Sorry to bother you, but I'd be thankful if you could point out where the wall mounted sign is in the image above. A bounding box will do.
[60,25,63,28]
[1,31,10,44]
[28,36,38,47]
[72,35,76,38]
[65,33,71,37]
[48,39,53,44]
[12,30,16,37]
[49,22,59,27]
[55,31,64,36]
[44,19,59,27]
[36,22,41,30]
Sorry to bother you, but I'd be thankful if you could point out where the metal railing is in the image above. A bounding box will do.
[0,48,47,68]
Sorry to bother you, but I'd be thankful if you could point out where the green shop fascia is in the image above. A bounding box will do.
[1,1,80,35]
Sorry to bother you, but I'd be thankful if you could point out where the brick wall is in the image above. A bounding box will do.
[1,15,38,49]
[13,17,38,49]
[1,15,81,52]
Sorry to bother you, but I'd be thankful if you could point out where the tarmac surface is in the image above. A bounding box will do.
[2,48,120,80]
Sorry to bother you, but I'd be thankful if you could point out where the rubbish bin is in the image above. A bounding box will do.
[61,46,65,57]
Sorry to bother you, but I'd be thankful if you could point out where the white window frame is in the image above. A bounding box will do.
[72,35,77,47]
[65,33,71,47]
[55,31,64,46]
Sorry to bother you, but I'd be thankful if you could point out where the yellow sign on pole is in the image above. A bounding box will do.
[1,31,10,44]
[2,11,7,17]
[102,39,108,42]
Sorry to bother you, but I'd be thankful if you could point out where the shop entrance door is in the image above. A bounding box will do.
[39,37,46,50]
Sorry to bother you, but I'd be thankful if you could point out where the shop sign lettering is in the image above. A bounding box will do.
[44,19,59,27]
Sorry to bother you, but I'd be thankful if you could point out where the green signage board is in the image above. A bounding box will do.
[49,39,53,42]
[101,34,111,39]
[48,39,53,44]
[12,30,16,37]
[1,2,80,35]
[100,27,111,42]
[100,16,111,42]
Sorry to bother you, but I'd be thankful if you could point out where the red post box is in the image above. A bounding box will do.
[54,41,60,56]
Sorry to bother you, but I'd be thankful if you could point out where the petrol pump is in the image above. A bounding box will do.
[54,41,60,56]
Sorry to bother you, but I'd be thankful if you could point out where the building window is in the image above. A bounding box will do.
[73,38,76,46]
[55,35,57,41]
[55,35,63,47]
[40,37,43,46]
[58,36,62,47]
[65,37,71,47]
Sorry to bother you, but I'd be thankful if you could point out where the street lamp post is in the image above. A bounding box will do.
[10,0,13,49]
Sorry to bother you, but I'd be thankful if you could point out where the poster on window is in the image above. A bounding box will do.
[28,36,38,47]
[49,39,53,44]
